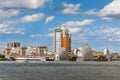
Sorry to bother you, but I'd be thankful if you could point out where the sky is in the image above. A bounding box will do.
[0,0,120,53]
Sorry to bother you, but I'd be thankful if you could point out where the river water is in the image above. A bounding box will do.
[0,61,120,80]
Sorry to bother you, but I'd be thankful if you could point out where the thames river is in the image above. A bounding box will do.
[0,61,120,80]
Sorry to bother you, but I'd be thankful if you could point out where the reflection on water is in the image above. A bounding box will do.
[0,61,120,80]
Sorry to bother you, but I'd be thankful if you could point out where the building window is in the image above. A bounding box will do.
[7,50,10,55]
[22,50,26,55]
[39,49,44,55]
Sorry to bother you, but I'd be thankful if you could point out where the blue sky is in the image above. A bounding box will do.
[0,0,120,53]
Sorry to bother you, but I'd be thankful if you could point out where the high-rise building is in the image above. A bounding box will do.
[54,26,71,54]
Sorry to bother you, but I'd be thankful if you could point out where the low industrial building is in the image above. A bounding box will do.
[111,53,120,61]
[74,44,94,61]
[93,51,106,61]
[92,48,112,61]
[104,48,112,61]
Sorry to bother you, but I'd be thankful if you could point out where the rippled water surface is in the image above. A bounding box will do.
[0,61,120,80]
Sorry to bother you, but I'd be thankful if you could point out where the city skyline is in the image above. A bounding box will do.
[0,0,120,53]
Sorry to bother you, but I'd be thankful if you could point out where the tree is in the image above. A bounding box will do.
[0,54,5,59]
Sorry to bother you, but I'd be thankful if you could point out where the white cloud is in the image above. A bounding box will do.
[3,20,15,25]
[0,9,20,18]
[84,9,97,15]
[30,34,41,38]
[3,13,45,24]
[98,0,120,19]
[0,24,8,28]
[0,0,49,9]
[63,19,95,28]
[62,2,81,14]
[47,19,94,40]
[70,25,120,43]
[48,19,94,34]
[45,16,55,24]
[47,33,54,37]
[82,25,120,42]
[21,13,45,23]
[95,26,120,42]
[0,13,45,35]
[69,27,82,33]
[84,0,120,20]
[72,34,87,42]
[0,27,25,35]
[3,13,45,25]
[63,19,94,33]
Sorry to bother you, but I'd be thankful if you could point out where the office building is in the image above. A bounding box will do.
[54,26,71,53]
